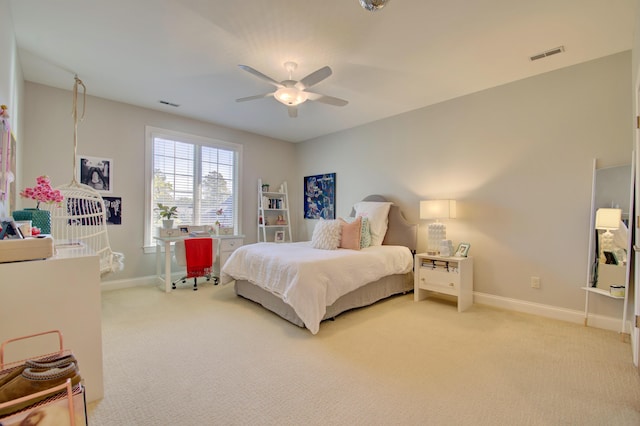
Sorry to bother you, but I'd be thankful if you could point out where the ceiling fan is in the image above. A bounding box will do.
[236,62,348,118]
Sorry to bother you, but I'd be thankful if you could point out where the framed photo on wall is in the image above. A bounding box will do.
[304,173,336,219]
[103,196,122,225]
[78,155,112,193]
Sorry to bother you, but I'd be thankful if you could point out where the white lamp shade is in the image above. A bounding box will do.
[595,208,621,230]
[420,200,457,220]
[359,0,391,12]
[274,87,308,106]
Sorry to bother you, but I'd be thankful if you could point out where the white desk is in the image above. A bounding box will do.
[154,234,243,293]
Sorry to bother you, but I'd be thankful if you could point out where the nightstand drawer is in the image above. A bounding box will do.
[220,238,242,252]
[419,268,459,287]
[419,280,458,297]
[421,282,457,296]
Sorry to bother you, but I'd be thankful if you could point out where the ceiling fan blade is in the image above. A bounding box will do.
[238,65,283,88]
[306,92,348,107]
[288,106,298,118]
[236,93,274,102]
[297,66,332,89]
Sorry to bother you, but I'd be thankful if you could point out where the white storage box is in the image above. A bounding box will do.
[0,236,54,263]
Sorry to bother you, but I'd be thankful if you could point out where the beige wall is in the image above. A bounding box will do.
[21,83,297,282]
[297,52,633,316]
[1,0,636,323]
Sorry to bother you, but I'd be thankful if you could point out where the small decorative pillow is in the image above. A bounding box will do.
[342,216,371,248]
[311,219,342,250]
[338,217,362,250]
[353,201,392,246]
[360,217,372,248]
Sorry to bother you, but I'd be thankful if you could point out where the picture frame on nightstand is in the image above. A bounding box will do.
[455,242,470,257]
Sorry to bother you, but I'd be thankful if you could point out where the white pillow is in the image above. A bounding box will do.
[311,219,342,250]
[353,201,392,246]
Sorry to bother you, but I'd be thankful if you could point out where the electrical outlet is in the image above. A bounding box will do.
[531,276,540,289]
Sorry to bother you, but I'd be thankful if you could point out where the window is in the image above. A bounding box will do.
[144,127,242,249]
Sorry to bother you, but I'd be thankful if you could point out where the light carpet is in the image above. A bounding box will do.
[87,283,640,425]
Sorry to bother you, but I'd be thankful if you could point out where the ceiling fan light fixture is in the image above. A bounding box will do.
[237,62,348,115]
[359,0,390,12]
[274,87,308,106]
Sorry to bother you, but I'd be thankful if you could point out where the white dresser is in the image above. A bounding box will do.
[0,246,104,403]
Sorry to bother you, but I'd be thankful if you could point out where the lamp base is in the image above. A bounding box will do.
[427,222,446,255]
[599,230,615,263]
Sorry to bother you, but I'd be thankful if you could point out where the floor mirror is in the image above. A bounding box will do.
[583,157,634,334]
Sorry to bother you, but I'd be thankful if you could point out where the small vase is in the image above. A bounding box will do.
[162,219,174,229]
[12,208,51,235]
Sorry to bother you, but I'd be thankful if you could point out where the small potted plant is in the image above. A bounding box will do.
[157,203,178,229]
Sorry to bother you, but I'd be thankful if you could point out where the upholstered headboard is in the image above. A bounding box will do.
[350,195,418,253]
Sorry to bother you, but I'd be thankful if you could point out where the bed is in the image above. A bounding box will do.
[221,195,417,334]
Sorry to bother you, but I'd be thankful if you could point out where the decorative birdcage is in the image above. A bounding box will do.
[43,76,123,275]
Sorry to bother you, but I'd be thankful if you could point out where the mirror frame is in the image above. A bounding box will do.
[587,158,635,292]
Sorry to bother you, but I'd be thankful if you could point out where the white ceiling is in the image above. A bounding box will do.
[8,0,636,143]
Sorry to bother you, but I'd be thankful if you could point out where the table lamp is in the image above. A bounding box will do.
[595,207,621,262]
[420,200,456,254]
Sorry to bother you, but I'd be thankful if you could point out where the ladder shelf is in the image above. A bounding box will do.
[258,179,292,243]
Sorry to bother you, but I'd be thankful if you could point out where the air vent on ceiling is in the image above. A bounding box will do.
[530,46,565,61]
[159,100,180,107]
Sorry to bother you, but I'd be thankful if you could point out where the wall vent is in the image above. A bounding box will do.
[159,100,180,107]
[530,46,565,61]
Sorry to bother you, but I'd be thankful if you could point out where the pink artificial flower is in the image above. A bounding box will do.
[20,175,64,208]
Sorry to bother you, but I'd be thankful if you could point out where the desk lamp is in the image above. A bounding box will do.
[595,207,621,262]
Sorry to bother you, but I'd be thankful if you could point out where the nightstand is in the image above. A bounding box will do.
[414,253,473,312]
[215,235,244,277]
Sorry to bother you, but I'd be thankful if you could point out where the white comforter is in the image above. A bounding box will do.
[221,242,413,334]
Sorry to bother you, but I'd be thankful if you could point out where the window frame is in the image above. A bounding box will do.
[143,126,243,252]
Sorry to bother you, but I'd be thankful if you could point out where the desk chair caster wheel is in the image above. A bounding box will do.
[172,278,187,290]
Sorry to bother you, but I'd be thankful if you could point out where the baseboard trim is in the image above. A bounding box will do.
[473,291,626,333]
[101,276,157,292]
[100,279,627,333]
